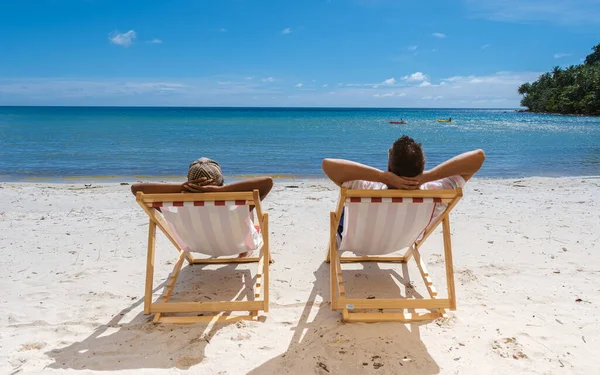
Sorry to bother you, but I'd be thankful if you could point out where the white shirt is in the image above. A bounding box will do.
[342,175,465,223]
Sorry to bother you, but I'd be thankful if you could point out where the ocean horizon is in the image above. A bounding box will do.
[1,106,599,181]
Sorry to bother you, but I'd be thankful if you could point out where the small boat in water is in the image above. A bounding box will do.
[389,121,407,124]
[436,117,452,123]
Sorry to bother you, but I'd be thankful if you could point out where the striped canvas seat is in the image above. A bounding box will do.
[328,187,463,323]
[136,190,270,324]
[339,197,439,256]
[159,200,262,257]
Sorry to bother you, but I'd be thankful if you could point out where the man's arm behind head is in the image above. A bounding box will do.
[423,149,486,183]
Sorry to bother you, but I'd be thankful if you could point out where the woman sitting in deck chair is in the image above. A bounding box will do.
[131,157,273,258]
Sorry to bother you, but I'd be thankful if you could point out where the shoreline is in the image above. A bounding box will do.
[1,174,599,184]
[516,109,600,117]
[0,174,318,184]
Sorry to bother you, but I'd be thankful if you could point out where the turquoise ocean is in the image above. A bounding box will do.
[1,107,599,181]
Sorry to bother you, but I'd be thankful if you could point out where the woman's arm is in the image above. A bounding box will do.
[186,177,274,200]
[130,183,185,196]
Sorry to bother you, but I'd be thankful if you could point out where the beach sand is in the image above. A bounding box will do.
[1,177,599,374]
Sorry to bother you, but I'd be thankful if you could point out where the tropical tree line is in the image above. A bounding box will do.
[518,43,600,115]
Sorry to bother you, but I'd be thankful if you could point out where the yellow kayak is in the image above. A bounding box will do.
[436,119,452,122]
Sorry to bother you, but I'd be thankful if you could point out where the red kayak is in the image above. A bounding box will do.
[389,121,407,124]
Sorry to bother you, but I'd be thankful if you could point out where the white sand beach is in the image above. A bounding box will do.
[1,177,599,374]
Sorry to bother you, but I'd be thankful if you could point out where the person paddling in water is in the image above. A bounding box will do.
[131,157,273,258]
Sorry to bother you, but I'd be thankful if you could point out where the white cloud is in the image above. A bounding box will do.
[371,77,397,88]
[323,84,329,88]
[441,72,541,85]
[432,32,446,38]
[262,77,276,82]
[0,71,542,107]
[148,38,162,44]
[402,72,428,82]
[245,76,254,80]
[408,45,418,51]
[466,0,600,25]
[281,28,292,34]
[295,83,304,88]
[312,71,540,107]
[0,79,187,100]
[481,44,491,49]
[554,53,572,59]
[374,92,407,98]
[109,30,136,47]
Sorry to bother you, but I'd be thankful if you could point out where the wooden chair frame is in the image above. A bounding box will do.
[326,187,463,322]
[136,190,270,324]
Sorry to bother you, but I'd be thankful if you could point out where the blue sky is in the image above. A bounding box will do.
[0,0,599,107]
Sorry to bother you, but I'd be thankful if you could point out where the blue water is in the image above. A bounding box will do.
[1,107,599,180]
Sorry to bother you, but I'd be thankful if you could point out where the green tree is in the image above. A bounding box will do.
[584,43,600,65]
[518,42,600,115]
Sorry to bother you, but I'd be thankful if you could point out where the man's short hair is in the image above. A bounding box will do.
[389,135,426,177]
[187,157,224,186]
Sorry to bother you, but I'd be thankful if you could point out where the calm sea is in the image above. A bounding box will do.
[1,107,599,181]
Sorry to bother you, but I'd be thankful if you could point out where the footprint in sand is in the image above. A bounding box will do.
[491,337,528,360]
[458,269,478,284]
[17,342,47,351]
[231,333,251,341]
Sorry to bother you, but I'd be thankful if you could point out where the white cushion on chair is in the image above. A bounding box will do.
[339,199,436,255]
[160,204,262,257]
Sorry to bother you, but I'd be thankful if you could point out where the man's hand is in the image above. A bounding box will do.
[182,178,217,193]
[382,171,422,190]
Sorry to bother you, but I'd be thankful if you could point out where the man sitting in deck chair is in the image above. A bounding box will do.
[132,157,273,258]
[322,135,485,322]
[322,135,485,238]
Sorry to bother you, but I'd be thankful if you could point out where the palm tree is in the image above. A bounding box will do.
[518,42,600,115]
[584,43,600,65]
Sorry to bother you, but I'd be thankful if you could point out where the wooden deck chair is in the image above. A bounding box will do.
[136,190,270,324]
[326,187,463,322]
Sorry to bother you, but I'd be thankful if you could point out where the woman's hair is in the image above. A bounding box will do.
[187,157,224,186]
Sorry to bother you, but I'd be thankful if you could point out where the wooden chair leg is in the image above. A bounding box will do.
[263,213,270,312]
[330,212,337,311]
[144,220,157,315]
[442,217,457,310]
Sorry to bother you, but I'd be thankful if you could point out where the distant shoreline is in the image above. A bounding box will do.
[0,105,520,110]
[515,109,600,117]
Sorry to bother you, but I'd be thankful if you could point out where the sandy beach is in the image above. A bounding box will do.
[1,177,599,374]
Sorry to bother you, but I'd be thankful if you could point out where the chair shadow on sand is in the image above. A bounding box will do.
[44,263,257,371]
[249,260,441,375]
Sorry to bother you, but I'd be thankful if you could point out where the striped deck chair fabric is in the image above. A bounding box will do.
[339,197,439,256]
[136,190,270,324]
[159,201,262,257]
[328,187,463,323]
